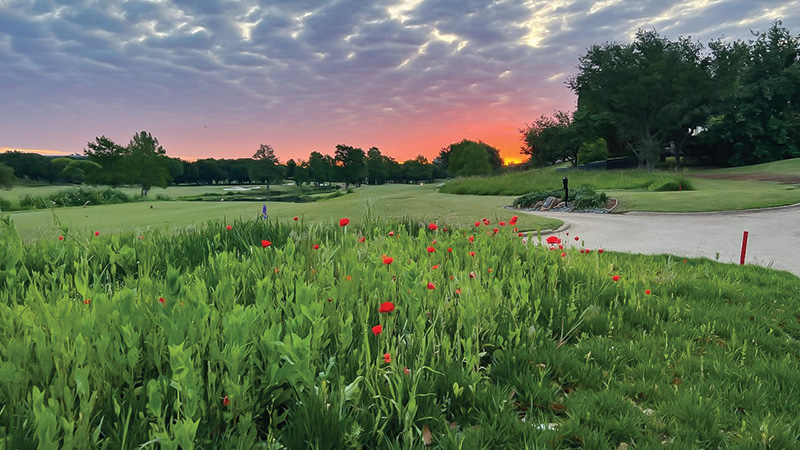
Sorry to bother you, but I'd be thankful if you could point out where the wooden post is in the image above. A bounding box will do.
[740,231,749,265]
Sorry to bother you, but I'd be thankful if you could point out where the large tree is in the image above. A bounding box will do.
[439,139,503,175]
[127,131,172,196]
[84,136,128,185]
[568,30,711,171]
[704,21,800,165]
[366,147,389,184]
[249,144,285,193]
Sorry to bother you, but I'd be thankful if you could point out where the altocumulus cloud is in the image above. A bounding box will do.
[0,0,798,160]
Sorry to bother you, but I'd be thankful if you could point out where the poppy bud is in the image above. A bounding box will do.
[372,324,383,335]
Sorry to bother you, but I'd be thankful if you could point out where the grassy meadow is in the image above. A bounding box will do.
[2,184,562,241]
[441,158,800,212]
[1,215,799,448]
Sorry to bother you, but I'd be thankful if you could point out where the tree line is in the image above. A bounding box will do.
[0,135,505,194]
[522,20,800,170]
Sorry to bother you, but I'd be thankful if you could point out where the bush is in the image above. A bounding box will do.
[571,186,608,209]
[649,176,695,192]
[0,196,13,212]
[514,186,608,210]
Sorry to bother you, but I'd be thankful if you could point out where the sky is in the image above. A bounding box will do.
[2,1,799,164]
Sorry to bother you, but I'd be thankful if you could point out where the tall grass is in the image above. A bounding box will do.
[441,169,695,196]
[1,216,798,448]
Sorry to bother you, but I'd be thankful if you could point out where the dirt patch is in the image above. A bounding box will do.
[694,173,800,183]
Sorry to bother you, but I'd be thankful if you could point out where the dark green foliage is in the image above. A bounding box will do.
[513,186,608,210]
[13,186,137,210]
[0,163,17,189]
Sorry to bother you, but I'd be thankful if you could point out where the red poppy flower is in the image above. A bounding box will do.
[58,235,64,241]
[468,236,475,243]
[428,223,438,231]
[158,297,166,304]
[487,268,493,273]
[469,251,475,257]
[469,271,476,279]
[84,299,91,305]
[226,225,232,230]
[455,288,461,295]
[612,275,620,282]
[432,264,439,269]
[598,249,604,254]
[518,233,523,237]
[683,259,687,263]
[140,235,145,240]
[261,240,271,248]
[379,301,395,313]
[482,218,490,225]
[558,244,564,250]
[94,231,100,236]
[383,256,393,265]
[546,236,561,244]
[403,367,410,375]
[339,218,350,227]
[561,252,566,257]
[645,289,651,295]
[384,352,391,363]
[389,231,395,236]
[447,247,452,253]
[510,215,519,224]
[474,221,480,227]
[345,275,351,281]
[359,236,366,242]
[223,396,230,407]
[313,244,320,250]
[426,282,436,290]
[492,228,499,234]
[427,246,435,253]
[293,216,298,221]
[372,324,383,335]
[574,236,579,241]
[579,249,584,254]
[513,227,518,232]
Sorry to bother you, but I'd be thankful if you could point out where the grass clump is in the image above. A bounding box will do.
[14,186,137,210]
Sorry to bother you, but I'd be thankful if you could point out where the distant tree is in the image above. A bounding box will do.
[0,151,56,182]
[520,111,580,167]
[441,140,503,176]
[293,160,312,187]
[448,141,494,176]
[308,151,331,186]
[334,144,367,189]
[285,159,297,179]
[0,163,16,189]
[249,144,285,193]
[52,158,102,184]
[366,147,389,184]
[400,155,434,183]
[127,131,172,196]
[577,138,609,165]
[195,159,227,184]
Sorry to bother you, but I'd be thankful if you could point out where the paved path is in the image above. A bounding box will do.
[525,205,800,277]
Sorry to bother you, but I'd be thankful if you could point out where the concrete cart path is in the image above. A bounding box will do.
[525,205,800,277]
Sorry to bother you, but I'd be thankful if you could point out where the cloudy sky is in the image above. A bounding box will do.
[1,0,799,163]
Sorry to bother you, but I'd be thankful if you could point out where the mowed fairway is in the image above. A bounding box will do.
[6,184,562,241]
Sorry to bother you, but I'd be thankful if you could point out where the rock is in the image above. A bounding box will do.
[555,202,566,209]
[542,196,561,210]
[533,200,545,209]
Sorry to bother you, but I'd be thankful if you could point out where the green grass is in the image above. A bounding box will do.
[441,169,692,196]
[0,183,302,202]
[1,216,799,448]
[695,157,800,175]
[610,178,800,212]
[441,158,800,212]
[4,184,561,241]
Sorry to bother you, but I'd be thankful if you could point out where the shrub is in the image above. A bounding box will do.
[0,196,13,212]
[571,186,608,209]
[513,189,562,208]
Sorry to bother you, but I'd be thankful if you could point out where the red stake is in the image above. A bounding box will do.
[740,231,749,265]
